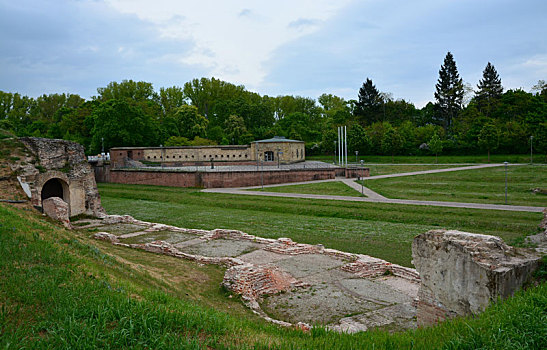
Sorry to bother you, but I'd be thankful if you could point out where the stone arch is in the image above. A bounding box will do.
[40,177,70,206]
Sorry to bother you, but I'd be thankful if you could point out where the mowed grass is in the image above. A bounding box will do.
[366,164,465,176]
[98,183,542,267]
[2,201,546,349]
[308,154,544,164]
[363,165,547,207]
[249,181,364,197]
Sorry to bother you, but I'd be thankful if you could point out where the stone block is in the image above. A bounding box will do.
[42,197,72,229]
[412,229,540,326]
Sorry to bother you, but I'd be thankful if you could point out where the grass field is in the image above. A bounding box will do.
[97,183,542,267]
[366,164,464,176]
[362,165,547,207]
[1,201,546,349]
[308,154,545,164]
[249,181,364,196]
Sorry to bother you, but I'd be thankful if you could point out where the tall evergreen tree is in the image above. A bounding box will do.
[476,62,503,116]
[355,78,382,124]
[434,52,464,130]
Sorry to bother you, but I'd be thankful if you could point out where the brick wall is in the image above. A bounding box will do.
[109,168,336,188]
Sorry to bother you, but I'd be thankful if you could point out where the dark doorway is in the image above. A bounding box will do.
[264,151,274,162]
[41,178,66,203]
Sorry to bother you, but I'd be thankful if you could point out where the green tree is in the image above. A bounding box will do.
[96,80,155,102]
[476,62,503,116]
[428,132,443,163]
[172,105,208,140]
[435,52,464,130]
[225,115,247,144]
[348,124,371,156]
[478,123,499,162]
[381,124,403,162]
[90,99,158,153]
[189,136,216,146]
[164,136,190,146]
[158,86,186,118]
[355,78,382,124]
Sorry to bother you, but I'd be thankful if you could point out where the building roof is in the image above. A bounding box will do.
[252,136,303,144]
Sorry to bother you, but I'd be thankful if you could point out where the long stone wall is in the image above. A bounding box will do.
[109,168,336,188]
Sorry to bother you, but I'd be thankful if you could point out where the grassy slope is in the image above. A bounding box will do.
[363,165,547,207]
[98,183,542,267]
[249,181,365,197]
[1,203,546,349]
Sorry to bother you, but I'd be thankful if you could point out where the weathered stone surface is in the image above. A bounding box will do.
[88,214,420,332]
[412,229,540,326]
[42,197,72,228]
[15,137,105,217]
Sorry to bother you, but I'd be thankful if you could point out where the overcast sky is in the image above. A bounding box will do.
[1,0,546,107]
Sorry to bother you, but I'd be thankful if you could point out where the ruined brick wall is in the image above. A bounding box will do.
[412,229,540,326]
[109,168,336,188]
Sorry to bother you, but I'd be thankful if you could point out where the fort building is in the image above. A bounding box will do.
[110,136,305,168]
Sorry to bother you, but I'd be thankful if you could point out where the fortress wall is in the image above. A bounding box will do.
[109,168,335,188]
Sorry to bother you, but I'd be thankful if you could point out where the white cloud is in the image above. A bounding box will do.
[104,0,353,90]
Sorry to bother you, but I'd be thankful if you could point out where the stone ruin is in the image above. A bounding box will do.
[14,137,105,218]
[412,229,541,326]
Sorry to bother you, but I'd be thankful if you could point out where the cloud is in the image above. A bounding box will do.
[0,0,201,97]
[288,18,322,31]
[263,0,547,106]
[104,0,353,90]
[238,9,252,17]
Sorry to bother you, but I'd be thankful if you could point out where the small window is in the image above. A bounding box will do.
[166,155,169,158]
[245,154,248,158]
[137,152,140,155]
[221,155,224,158]
[239,154,242,157]
[147,156,150,159]
[119,152,123,156]
[179,155,182,158]
[192,155,194,158]
[154,156,156,159]
[185,155,188,158]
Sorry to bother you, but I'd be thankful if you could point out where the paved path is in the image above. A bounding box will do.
[362,163,513,180]
[203,163,545,213]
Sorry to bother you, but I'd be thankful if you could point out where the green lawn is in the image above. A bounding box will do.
[362,165,547,207]
[249,181,364,197]
[98,183,542,267]
[366,164,464,176]
[308,154,545,164]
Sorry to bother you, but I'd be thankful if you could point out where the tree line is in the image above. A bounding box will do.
[1,52,546,159]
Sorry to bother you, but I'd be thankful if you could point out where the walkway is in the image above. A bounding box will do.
[203,164,545,213]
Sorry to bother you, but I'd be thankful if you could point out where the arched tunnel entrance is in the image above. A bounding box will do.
[41,178,69,206]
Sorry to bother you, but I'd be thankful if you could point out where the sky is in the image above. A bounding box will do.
[1,0,546,107]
